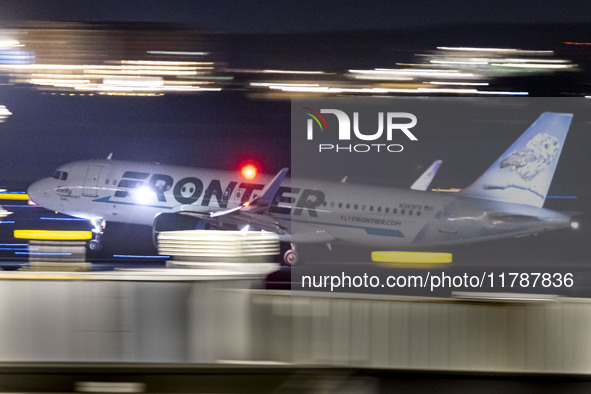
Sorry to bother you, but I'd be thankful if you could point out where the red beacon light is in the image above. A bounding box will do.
[241,164,258,180]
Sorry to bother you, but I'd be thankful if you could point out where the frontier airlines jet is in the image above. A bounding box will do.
[28,113,578,265]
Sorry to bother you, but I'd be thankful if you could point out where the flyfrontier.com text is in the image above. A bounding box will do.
[300,272,574,292]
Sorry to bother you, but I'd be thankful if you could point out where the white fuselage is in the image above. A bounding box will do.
[27,159,573,249]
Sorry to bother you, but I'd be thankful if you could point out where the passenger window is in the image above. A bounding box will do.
[338,202,342,208]
[346,203,350,209]
[401,209,406,215]
[354,204,358,210]
[369,206,374,212]
[417,211,421,216]
[61,172,68,180]
[393,208,397,214]
[52,171,61,180]
[362,205,366,211]
[385,207,389,213]
[409,210,413,215]
[330,202,335,208]
[377,206,381,212]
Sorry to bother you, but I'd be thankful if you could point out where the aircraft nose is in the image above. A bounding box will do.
[27,178,50,205]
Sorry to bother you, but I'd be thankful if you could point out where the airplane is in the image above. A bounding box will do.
[27,113,578,265]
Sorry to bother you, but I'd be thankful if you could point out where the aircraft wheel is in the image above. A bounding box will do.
[88,239,102,252]
[283,248,299,266]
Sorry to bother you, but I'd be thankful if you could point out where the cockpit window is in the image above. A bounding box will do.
[52,171,68,180]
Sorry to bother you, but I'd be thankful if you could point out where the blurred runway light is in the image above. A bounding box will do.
[0,39,23,48]
[0,205,12,218]
[75,382,146,394]
[0,105,11,122]
[372,251,452,264]
[113,254,170,259]
[40,217,90,221]
[0,192,29,200]
[16,251,72,256]
[14,230,93,240]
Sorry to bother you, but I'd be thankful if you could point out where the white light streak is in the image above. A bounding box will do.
[429,81,489,86]
[474,90,529,95]
[437,47,554,55]
[349,68,475,78]
[490,63,574,69]
[147,51,210,56]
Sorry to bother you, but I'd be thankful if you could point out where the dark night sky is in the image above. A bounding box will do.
[1,0,591,33]
[0,1,590,187]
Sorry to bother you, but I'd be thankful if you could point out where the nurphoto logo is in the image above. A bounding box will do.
[304,107,418,153]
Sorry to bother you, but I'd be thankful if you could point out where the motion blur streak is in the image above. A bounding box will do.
[371,251,453,264]
[14,230,92,240]
[0,22,583,98]
[0,193,29,200]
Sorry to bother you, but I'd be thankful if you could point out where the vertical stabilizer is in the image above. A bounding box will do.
[460,113,572,207]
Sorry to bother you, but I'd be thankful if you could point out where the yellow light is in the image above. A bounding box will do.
[372,251,452,264]
[0,193,29,200]
[241,164,258,180]
[14,230,93,240]
[431,188,462,193]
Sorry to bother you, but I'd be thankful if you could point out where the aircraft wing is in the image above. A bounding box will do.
[172,209,335,243]
[171,167,335,244]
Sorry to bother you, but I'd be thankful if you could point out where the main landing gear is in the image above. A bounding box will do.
[88,218,105,253]
[282,243,299,266]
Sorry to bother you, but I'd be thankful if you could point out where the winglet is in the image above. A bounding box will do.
[244,167,289,212]
[410,160,442,191]
[210,168,289,218]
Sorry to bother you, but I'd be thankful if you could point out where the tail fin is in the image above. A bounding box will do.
[460,113,573,207]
